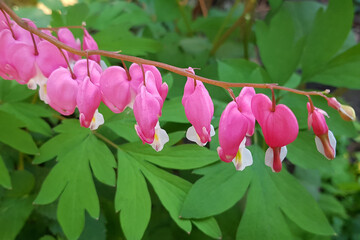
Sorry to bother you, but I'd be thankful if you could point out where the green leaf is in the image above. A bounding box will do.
[304,43,360,89]
[0,155,11,189]
[115,150,151,240]
[6,170,35,197]
[0,111,38,154]
[0,102,53,136]
[193,217,222,239]
[179,37,211,55]
[318,194,347,219]
[138,159,192,233]
[104,110,139,142]
[274,171,334,235]
[86,135,117,186]
[301,0,353,77]
[255,7,304,85]
[123,142,219,170]
[0,80,34,103]
[40,0,63,10]
[154,0,181,22]
[34,120,90,164]
[236,146,334,239]
[65,3,89,26]
[236,168,293,240]
[0,196,34,240]
[217,59,268,96]
[34,133,115,240]
[161,97,188,123]
[269,0,283,10]
[78,213,107,240]
[180,162,252,218]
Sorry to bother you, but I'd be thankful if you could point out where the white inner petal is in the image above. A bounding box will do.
[27,79,37,90]
[280,146,287,161]
[89,109,105,130]
[210,124,215,137]
[315,136,326,158]
[264,147,286,172]
[265,147,274,171]
[100,60,108,70]
[150,122,169,152]
[232,144,253,171]
[328,130,336,158]
[186,126,206,146]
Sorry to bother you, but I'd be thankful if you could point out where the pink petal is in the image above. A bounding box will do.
[218,101,248,162]
[47,67,78,115]
[236,87,256,136]
[77,76,102,128]
[100,66,132,113]
[183,78,214,144]
[262,104,299,148]
[133,86,161,143]
[252,94,298,148]
[307,103,329,136]
[83,29,100,63]
[129,63,164,97]
[6,42,36,84]
[37,41,68,77]
[73,59,102,85]
[58,28,81,61]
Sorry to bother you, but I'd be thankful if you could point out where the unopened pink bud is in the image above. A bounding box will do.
[83,29,100,63]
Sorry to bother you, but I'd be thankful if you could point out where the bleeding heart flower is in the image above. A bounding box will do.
[129,63,168,104]
[77,76,102,129]
[47,67,78,115]
[57,28,81,62]
[73,59,102,85]
[100,66,132,113]
[307,102,336,160]
[83,29,100,63]
[133,71,168,151]
[251,93,298,172]
[217,87,256,171]
[182,67,214,146]
[236,87,256,136]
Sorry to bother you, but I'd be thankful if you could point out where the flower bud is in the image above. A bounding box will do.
[339,104,356,121]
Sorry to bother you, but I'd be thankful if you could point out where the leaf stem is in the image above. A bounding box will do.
[93,131,119,149]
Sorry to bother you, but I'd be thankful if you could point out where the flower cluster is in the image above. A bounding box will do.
[0,11,356,172]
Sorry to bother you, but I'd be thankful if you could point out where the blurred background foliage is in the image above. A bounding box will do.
[0,0,359,239]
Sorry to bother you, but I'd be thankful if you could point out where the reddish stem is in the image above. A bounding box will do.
[271,88,276,112]
[307,96,315,113]
[86,51,91,79]
[30,32,38,55]
[140,63,146,86]
[1,8,14,38]
[121,60,131,81]
[58,47,76,79]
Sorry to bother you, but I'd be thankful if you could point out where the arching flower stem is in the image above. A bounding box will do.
[0,1,331,100]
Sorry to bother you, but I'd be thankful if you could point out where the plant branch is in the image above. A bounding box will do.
[0,0,328,98]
